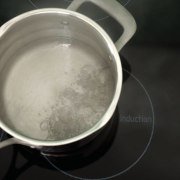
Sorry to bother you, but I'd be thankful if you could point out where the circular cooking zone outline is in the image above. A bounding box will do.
[28,0,132,22]
[43,69,155,180]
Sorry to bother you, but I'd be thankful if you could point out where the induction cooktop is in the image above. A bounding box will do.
[0,0,179,180]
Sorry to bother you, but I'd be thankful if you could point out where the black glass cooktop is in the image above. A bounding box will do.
[0,0,180,180]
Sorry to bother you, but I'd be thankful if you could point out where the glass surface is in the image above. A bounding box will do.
[0,0,180,180]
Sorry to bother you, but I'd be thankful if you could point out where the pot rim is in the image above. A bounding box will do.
[0,8,122,147]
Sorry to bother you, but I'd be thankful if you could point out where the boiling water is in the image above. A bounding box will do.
[0,37,115,141]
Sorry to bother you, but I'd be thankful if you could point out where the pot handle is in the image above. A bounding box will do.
[0,137,19,149]
[0,137,28,149]
[68,0,136,52]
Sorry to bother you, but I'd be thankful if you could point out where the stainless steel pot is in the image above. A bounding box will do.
[0,0,136,151]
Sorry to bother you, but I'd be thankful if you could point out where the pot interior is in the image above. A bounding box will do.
[0,10,117,141]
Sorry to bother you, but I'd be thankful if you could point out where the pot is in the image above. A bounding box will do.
[0,0,136,152]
